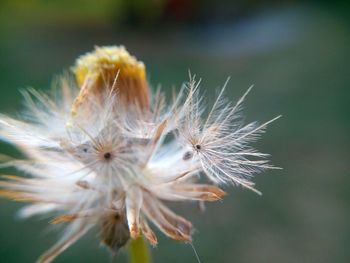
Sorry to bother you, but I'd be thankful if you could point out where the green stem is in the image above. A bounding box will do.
[128,236,152,263]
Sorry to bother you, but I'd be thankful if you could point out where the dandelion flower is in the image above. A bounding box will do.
[0,46,280,263]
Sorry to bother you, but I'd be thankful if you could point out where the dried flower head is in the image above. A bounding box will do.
[0,46,280,263]
[72,45,149,114]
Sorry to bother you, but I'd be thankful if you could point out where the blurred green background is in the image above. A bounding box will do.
[0,0,349,262]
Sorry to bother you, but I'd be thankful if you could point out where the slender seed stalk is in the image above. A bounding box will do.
[128,236,152,263]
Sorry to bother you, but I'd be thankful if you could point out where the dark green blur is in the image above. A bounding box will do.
[0,1,349,262]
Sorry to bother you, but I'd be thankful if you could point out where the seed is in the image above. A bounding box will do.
[104,152,112,160]
[182,151,193,161]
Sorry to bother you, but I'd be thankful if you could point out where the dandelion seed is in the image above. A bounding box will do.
[0,46,279,262]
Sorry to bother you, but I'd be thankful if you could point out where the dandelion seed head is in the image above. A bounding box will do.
[0,46,280,262]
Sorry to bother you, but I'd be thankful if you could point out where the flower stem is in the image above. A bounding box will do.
[128,236,152,263]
